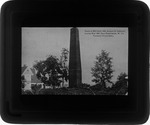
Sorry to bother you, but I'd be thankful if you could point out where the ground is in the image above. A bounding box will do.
[22,82,128,95]
[29,87,126,95]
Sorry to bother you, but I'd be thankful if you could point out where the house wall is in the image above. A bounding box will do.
[24,74,31,82]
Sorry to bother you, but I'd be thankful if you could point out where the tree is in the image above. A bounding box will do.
[33,55,62,89]
[117,72,128,82]
[60,48,69,68]
[33,48,69,89]
[59,48,69,86]
[111,72,128,95]
[91,50,114,89]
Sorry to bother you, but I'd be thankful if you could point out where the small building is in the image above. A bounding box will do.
[21,65,43,90]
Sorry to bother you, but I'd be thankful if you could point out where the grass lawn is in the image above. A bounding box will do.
[38,87,118,95]
[39,87,95,95]
[22,81,128,95]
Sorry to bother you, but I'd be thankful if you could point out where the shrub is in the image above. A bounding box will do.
[90,83,104,91]
[22,90,33,95]
[31,84,42,94]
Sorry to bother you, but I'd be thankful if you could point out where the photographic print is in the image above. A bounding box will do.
[22,27,128,95]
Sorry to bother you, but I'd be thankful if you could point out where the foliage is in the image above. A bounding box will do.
[22,90,33,95]
[91,50,114,89]
[111,72,128,95]
[21,75,25,88]
[117,72,128,82]
[31,84,42,94]
[33,48,69,88]
[33,55,60,88]
[90,84,104,91]
[60,48,69,68]
[59,48,69,86]
[39,88,94,95]
[80,83,91,88]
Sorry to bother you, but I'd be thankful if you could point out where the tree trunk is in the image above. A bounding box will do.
[101,81,106,90]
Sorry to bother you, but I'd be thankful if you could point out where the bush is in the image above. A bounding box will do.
[90,84,104,91]
[39,88,71,95]
[22,90,33,95]
[21,82,25,89]
[111,80,128,95]
[31,84,42,94]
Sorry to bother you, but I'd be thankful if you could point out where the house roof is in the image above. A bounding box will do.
[31,68,42,83]
[31,74,42,83]
[22,67,34,76]
[22,65,27,74]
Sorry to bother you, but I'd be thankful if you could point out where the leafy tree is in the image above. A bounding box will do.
[33,55,62,89]
[59,48,69,86]
[60,48,69,68]
[33,48,69,89]
[91,50,114,89]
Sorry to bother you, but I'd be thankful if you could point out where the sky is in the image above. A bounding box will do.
[22,27,128,85]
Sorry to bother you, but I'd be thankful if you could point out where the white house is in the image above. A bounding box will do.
[21,65,69,90]
[22,65,44,90]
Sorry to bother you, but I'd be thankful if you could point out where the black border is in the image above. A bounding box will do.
[1,0,149,124]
